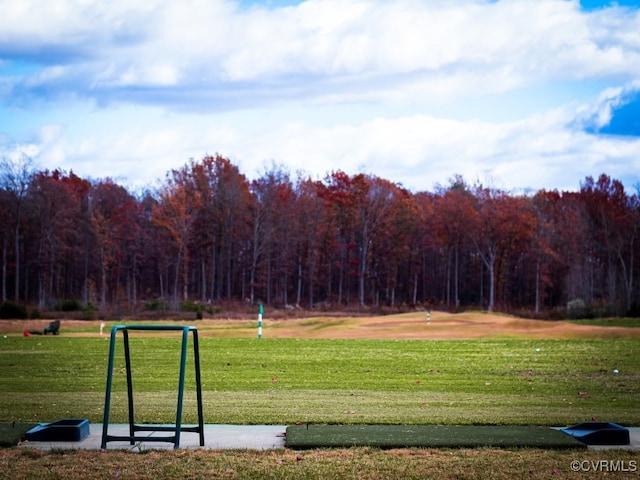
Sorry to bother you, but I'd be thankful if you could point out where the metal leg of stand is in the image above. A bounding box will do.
[193,329,205,446]
[123,329,135,445]
[101,327,118,449]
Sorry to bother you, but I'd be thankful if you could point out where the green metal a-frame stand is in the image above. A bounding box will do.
[101,325,205,449]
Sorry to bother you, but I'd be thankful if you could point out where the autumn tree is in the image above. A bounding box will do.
[249,166,280,304]
[318,171,357,304]
[432,176,476,307]
[0,155,36,302]
[249,165,299,305]
[464,185,536,311]
[371,183,420,307]
[179,155,252,302]
[581,174,640,313]
[293,177,329,307]
[136,192,163,301]
[88,179,139,307]
[0,185,11,302]
[319,172,403,306]
[28,170,90,307]
[353,175,402,306]
[152,173,200,305]
[411,192,437,305]
[530,190,562,313]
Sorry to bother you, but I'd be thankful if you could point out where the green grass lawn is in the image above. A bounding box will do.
[1,323,639,480]
[0,334,638,426]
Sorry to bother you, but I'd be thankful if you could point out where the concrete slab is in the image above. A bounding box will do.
[19,424,287,451]
[18,424,640,451]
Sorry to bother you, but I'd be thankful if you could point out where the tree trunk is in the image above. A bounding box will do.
[454,245,460,307]
[412,272,418,305]
[359,240,367,307]
[201,258,206,302]
[14,225,19,302]
[100,247,107,308]
[295,254,302,306]
[174,245,182,305]
[535,257,541,314]
[2,237,6,302]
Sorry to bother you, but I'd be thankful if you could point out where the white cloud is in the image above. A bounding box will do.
[1,0,640,193]
[2,0,639,107]
[8,91,638,193]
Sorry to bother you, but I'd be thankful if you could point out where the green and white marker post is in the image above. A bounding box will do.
[258,303,264,338]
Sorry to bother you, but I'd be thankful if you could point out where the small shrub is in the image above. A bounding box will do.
[180,300,201,313]
[30,308,41,319]
[59,299,82,312]
[566,298,595,319]
[145,299,167,311]
[82,301,95,320]
[0,302,28,319]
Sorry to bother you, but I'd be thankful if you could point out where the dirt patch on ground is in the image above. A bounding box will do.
[251,312,640,339]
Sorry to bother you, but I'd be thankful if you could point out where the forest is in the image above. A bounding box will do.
[1,154,638,319]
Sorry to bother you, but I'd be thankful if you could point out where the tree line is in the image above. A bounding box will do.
[1,154,638,318]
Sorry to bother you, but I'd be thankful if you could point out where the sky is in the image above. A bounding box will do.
[1,0,640,193]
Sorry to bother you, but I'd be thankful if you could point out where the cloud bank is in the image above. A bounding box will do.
[1,0,639,192]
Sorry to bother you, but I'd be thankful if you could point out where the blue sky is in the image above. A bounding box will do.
[1,0,640,192]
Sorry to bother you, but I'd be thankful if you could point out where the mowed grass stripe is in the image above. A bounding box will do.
[0,390,635,426]
[0,336,638,425]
